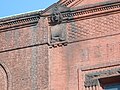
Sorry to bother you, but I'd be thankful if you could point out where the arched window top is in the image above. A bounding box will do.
[0,64,8,90]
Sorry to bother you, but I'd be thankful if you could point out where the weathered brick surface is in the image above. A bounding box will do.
[0,17,48,52]
[0,45,49,90]
[0,0,120,90]
[49,12,120,90]
[0,17,49,90]
[49,33,120,90]
[49,47,69,90]
[68,13,120,43]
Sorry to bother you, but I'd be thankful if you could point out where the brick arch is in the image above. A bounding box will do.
[0,62,11,90]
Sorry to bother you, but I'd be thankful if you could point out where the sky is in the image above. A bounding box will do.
[0,0,59,18]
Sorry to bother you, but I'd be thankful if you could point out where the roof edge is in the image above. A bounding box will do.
[0,11,42,23]
[0,11,42,32]
[48,0,120,24]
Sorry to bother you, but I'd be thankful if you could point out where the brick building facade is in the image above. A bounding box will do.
[0,0,120,90]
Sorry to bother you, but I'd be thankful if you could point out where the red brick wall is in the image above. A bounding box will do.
[49,12,120,90]
[0,17,49,90]
[0,2,120,90]
[67,13,120,43]
[0,17,48,52]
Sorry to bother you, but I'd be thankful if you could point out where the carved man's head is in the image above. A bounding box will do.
[50,6,63,25]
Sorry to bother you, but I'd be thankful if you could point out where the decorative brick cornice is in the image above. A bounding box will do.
[59,0,76,6]
[59,0,84,7]
[48,1,120,24]
[0,11,41,32]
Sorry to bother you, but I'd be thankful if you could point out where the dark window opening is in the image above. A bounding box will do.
[104,83,120,90]
[99,75,120,90]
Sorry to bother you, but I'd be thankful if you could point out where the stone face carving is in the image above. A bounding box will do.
[84,68,120,87]
[50,24,66,43]
[49,6,63,25]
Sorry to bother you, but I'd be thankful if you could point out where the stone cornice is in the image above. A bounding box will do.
[0,11,41,32]
[48,1,120,24]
